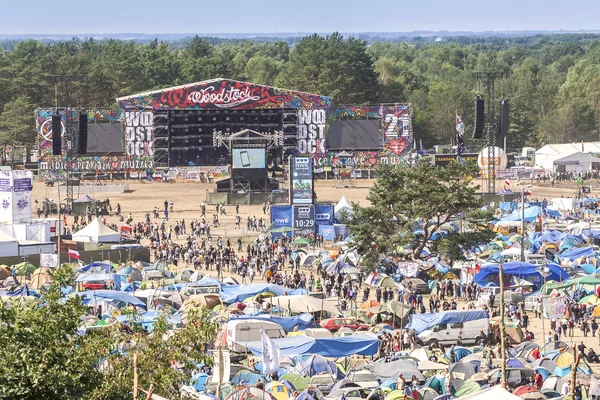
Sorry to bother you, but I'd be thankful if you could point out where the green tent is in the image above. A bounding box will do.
[291,238,312,246]
[575,275,600,285]
[279,373,309,391]
[540,280,573,295]
[453,380,480,397]
[12,262,36,276]
[271,227,299,233]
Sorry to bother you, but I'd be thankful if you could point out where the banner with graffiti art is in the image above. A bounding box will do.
[124,111,154,157]
[117,78,332,111]
[297,110,327,155]
[543,297,567,319]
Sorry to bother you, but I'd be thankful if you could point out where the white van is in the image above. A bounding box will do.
[226,320,286,353]
[419,317,489,346]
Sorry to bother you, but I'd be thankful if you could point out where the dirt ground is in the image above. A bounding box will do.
[29,177,600,374]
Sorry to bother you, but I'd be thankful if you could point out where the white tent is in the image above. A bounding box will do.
[0,231,18,256]
[72,217,120,243]
[550,152,600,172]
[535,142,600,170]
[334,196,353,219]
[459,385,521,400]
[266,295,341,316]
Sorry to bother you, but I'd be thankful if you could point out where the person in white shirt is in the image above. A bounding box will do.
[561,381,570,396]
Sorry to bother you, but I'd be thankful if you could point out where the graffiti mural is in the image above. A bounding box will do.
[297,109,327,155]
[117,78,332,111]
[38,155,155,181]
[124,111,154,157]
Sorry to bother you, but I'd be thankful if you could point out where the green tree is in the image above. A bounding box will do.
[0,96,37,164]
[0,266,102,399]
[344,162,494,269]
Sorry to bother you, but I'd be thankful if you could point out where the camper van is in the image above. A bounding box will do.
[226,320,286,353]
[418,311,490,346]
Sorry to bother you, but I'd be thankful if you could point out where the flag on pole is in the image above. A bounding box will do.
[261,330,281,375]
[504,179,511,190]
[68,249,80,259]
[456,115,466,156]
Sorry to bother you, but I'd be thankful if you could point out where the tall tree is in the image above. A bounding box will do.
[344,162,494,269]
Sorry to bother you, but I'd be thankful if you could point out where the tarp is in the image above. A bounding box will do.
[558,246,595,261]
[72,217,120,243]
[499,206,544,223]
[228,313,313,332]
[76,290,146,307]
[220,284,306,303]
[362,359,423,381]
[458,385,521,400]
[474,262,568,285]
[75,273,113,283]
[407,310,489,334]
[240,334,378,358]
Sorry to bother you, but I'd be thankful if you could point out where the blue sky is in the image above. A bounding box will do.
[2,0,600,34]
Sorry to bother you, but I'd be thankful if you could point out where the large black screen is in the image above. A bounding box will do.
[328,120,381,151]
[87,123,123,153]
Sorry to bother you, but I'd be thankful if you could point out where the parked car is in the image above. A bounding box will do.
[320,318,370,333]
[345,370,379,389]
[402,278,429,294]
[524,293,545,312]
[309,374,336,395]
[325,387,372,400]
[82,280,107,290]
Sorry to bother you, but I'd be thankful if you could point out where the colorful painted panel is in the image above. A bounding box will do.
[117,79,332,111]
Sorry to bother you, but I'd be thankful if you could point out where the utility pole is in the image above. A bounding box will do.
[473,71,507,194]
[499,262,507,390]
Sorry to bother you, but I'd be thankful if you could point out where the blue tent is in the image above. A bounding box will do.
[190,373,209,392]
[294,354,338,377]
[407,311,489,334]
[499,206,544,222]
[242,334,379,358]
[220,284,306,303]
[76,290,146,307]
[473,262,568,286]
[228,313,314,332]
[79,262,112,273]
[558,246,594,261]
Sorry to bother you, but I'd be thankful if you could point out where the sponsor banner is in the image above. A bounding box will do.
[334,224,350,240]
[318,225,336,241]
[291,157,314,205]
[297,110,326,155]
[0,192,12,223]
[0,170,11,192]
[12,170,33,192]
[293,205,315,234]
[12,191,31,223]
[433,153,478,167]
[543,297,567,319]
[315,203,334,227]
[270,205,293,237]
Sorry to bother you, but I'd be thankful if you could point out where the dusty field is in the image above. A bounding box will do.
[30,177,600,373]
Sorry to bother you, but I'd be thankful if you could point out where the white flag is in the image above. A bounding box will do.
[261,331,281,374]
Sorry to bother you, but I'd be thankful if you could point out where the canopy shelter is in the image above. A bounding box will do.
[474,262,568,286]
[266,295,341,316]
[239,334,379,358]
[72,194,97,215]
[551,152,600,172]
[334,196,353,220]
[72,217,120,244]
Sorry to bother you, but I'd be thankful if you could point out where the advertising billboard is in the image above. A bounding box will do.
[315,203,334,227]
[270,205,293,237]
[290,156,314,205]
[293,205,315,233]
[232,149,266,169]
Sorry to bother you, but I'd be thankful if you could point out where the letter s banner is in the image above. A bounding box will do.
[270,205,293,237]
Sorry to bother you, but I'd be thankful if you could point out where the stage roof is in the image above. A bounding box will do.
[117,78,332,111]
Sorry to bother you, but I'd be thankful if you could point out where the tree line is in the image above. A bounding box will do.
[2,33,600,152]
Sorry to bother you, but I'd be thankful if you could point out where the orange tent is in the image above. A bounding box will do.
[360,300,380,309]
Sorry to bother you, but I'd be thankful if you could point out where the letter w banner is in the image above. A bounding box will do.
[270,205,293,238]
[261,330,281,374]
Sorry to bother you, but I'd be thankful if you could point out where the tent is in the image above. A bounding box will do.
[0,231,18,257]
[407,310,489,334]
[334,196,353,219]
[457,385,522,400]
[363,359,423,381]
[266,295,341,316]
[474,262,568,286]
[72,217,120,243]
[30,267,53,289]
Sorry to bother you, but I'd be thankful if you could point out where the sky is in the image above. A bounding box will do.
[1,0,600,35]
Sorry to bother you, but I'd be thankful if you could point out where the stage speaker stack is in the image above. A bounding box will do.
[473,96,485,139]
[52,114,62,155]
[499,99,510,142]
[78,112,88,154]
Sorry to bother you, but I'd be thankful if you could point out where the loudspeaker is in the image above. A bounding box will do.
[473,96,485,139]
[78,113,88,154]
[499,99,510,142]
[52,114,62,155]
